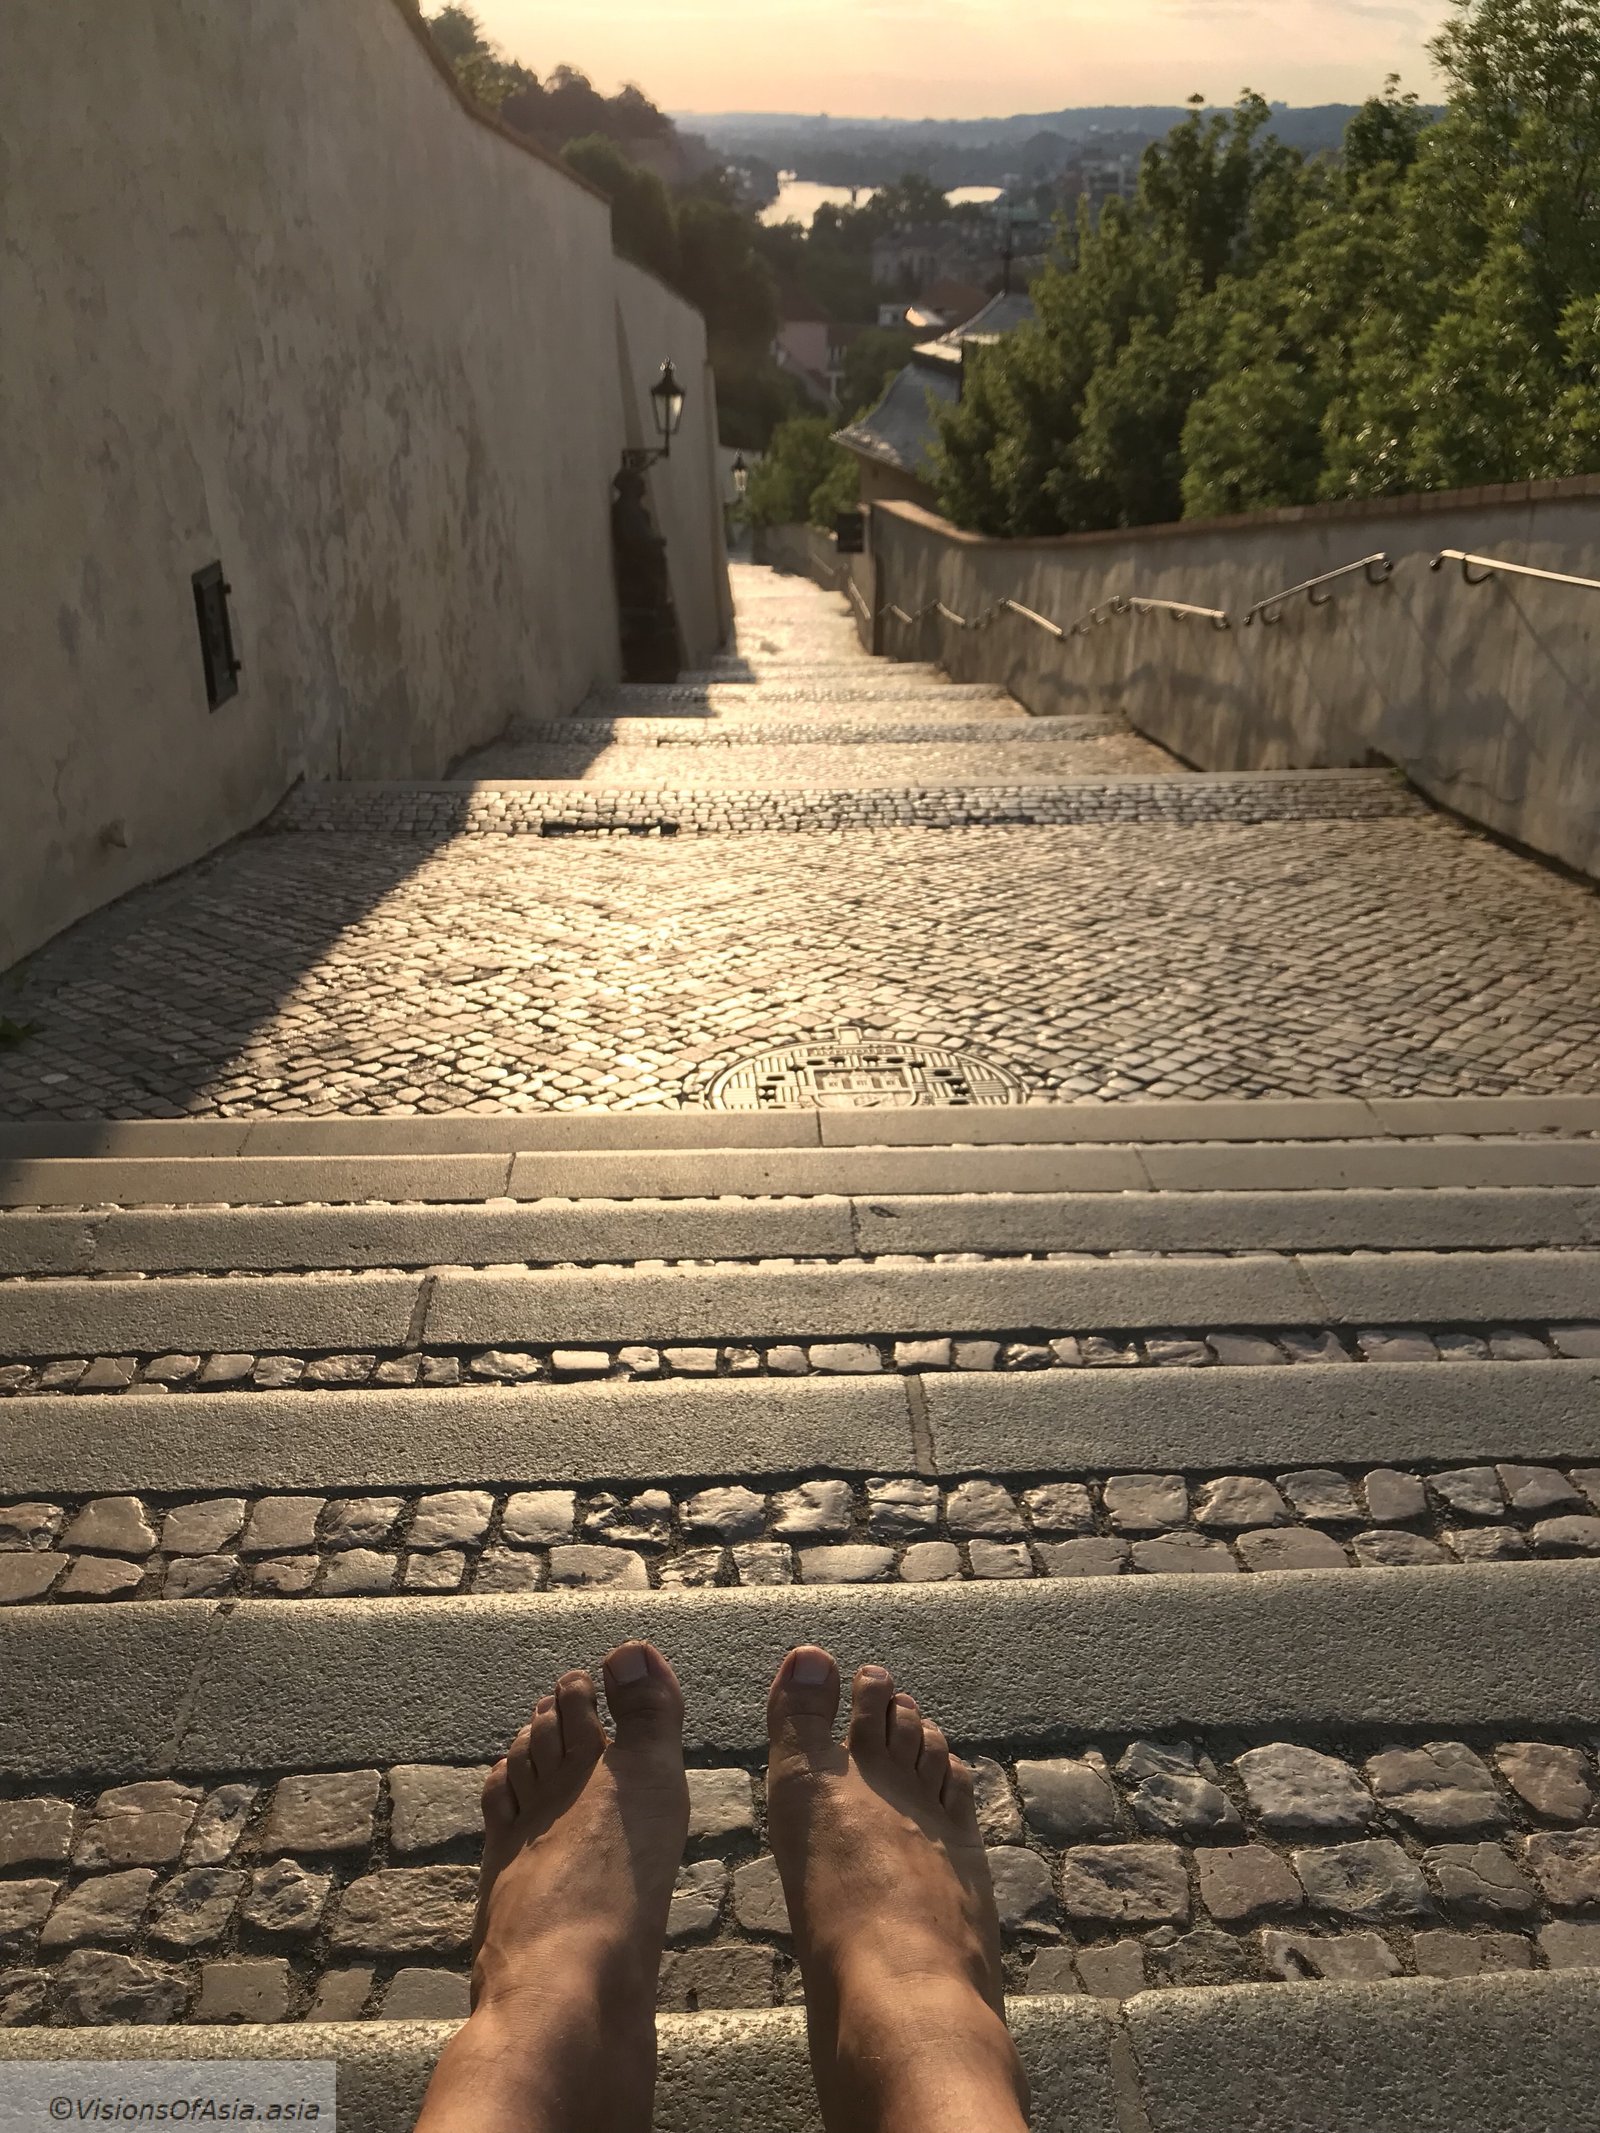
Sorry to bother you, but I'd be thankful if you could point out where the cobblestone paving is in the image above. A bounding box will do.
[1,562,1596,1119]
[3,1733,1597,2021]
[3,1452,1599,1608]
[452,736,1178,784]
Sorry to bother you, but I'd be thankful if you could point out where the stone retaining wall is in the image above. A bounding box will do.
[1,0,728,968]
[843,480,1600,879]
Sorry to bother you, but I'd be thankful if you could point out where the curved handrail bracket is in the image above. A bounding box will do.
[1431,548,1600,594]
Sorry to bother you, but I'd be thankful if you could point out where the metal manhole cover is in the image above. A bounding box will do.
[705,1041,1028,1110]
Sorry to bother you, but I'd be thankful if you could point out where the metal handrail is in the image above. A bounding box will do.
[1431,549,1600,594]
[845,577,871,626]
[1244,553,1392,627]
[888,590,1230,636]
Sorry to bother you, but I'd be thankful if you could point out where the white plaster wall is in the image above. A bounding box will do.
[0,0,728,968]
[864,487,1600,879]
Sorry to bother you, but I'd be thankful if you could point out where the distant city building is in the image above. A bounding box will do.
[833,292,1034,510]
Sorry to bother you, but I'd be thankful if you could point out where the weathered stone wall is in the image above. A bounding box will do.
[0,0,727,968]
[862,482,1600,878]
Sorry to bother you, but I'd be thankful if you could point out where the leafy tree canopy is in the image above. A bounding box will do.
[745,416,860,529]
[935,0,1600,534]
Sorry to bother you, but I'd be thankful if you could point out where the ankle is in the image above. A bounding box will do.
[833,1978,1028,2133]
[472,1920,660,2021]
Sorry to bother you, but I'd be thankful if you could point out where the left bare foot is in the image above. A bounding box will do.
[412,1641,689,2133]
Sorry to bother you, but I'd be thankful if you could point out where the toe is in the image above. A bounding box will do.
[555,1670,607,1761]
[767,1645,841,1762]
[847,1664,897,1759]
[941,1754,982,1838]
[917,1720,951,1796]
[504,1723,535,1809]
[888,1692,924,1767]
[603,1641,685,1750]
[528,1695,564,1783]
[481,1757,516,1833]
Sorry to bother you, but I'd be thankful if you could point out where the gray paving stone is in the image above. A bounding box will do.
[163,1554,240,1598]
[52,1947,187,2023]
[682,1487,766,1539]
[808,1342,882,1373]
[953,1340,1001,1370]
[1235,1745,1374,1833]
[971,1758,1022,1844]
[249,1554,319,1595]
[324,1497,405,1550]
[39,1869,157,1948]
[330,1866,478,1953]
[1539,1919,1600,1966]
[76,1781,200,1868]
[162,1499,246,1555]
[657,1943,776,2011]
[1237,1527,1349,1571]
[1145,1926,1255,1986]
[730,1542,793,1585]
[195,1957,291,2022]
[473,1548,546,1593]
[0,1882,57,1955]
[0,1799,74,1869]
[731,1856,790,1936]
[896,1539,959,1581]
[1058,1844,1189,1925]
[1025,1947,1082,1993]
[322,1549,398,1595]
[1292,1838,1433,1921]
[307,1966,375,2019]
[389,1765,490,1854]
[989,1845,1055,1933]
[1131,1534,1237,1574]
[1261,1928,1400,1981]
[1495,1741,1594,1823]
[799,1544,894,1584]
[404,1550,466,1592]
[1531,1514,1600,1552]
[1362,1469,1429,1523]
[1038,1538,1128,1576]
[0,1503,64,1550]
[1430,1467,1505,1519]
[549,1545,649,1588]
[61,1497,156,1556]
[240,1496,324,1555]
[261,1771,379,1855]
[1024,1483,1095,1536]
[501,1491,576,1546]
[969,1539,1033,1578]
[381,1967,471,2019]
[1126,1770,1242,1841]
[1424,1842,1538,1916]
[658,1547,725,1589]
[1352,1529,1448,1566]
[1497,1465,1585,1513]
[1017,1758,1118,1843]
[148,1868,243,1948]
[1523,1829,1600,1907]
[583,1491,672,1549]
[1105,1475,1188,1533]
[1444,1527,1529,1561]
[771,1481,853,1539]
[0,1554,68,1602]
[185,1785,256,1866]
[866,1479,940,1538]
[1196,1844,1303,1924]
[409,1490,494,1550]
[894,1339,952,1370]
[0,1969,49,2025]
[686,1769,755,1844]
[945,1480,1022,1537]
[59,1556,146,1599]
[1193,1477,1289,1529]
[1365,1742,1504,1832]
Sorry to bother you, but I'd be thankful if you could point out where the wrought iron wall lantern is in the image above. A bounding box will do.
[622,360,687,473]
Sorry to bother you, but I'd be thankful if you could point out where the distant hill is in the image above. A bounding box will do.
[675,105,1401,185]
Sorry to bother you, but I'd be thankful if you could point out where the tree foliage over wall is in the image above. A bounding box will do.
[745,417,861,528]
[935,0,1600,534]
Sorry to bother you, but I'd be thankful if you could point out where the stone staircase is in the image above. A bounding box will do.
[1,564,1598,2128]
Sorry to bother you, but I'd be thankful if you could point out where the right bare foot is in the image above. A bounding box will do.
[765,1646,1030,2133]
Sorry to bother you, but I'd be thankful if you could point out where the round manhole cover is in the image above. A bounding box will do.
[705,1041,1028,1110]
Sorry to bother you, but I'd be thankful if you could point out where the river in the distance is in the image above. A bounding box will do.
[759,178,1004,228]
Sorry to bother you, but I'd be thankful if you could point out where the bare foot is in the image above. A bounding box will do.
[412,1642,689,2133]
[766,1646,1030,2133]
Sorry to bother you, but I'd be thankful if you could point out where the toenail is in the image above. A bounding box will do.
[792,1651,832,1685]
[858,1665,891,1684]
[609,1645,649,1684]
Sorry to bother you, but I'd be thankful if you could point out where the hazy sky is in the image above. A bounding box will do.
[466,0,1450,118]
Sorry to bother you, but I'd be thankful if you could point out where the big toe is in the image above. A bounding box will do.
[768,1644,841,1763]
[603,1641,685,1753]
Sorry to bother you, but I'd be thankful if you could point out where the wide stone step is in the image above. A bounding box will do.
[5,1564,1598,1777]
[2,1976,1597,2131]
[6,1133,1596,1208]
[10,1249,1593,1359]
[6,1186,1597,1275]
[7,1094,1590,1159]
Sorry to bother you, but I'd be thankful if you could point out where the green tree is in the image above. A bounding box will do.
[561,135,680,281]
[674,195,779,369]
[745,416,858,527]
[837,327,918,416]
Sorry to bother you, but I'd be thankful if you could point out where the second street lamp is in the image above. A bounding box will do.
[623,360,687,472]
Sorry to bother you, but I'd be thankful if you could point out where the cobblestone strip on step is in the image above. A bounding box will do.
[2,1734,1596,2024]
[3,1453,1599,1607]
[502,718,1128,746]
[4,1320,1597,1389]
[267,776,1427,838]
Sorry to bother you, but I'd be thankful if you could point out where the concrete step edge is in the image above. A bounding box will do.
[5,1358,1593,1495]
[2,1095,1595,1160]
[5,1977,1597,2133]
[5,1562,1598,1776]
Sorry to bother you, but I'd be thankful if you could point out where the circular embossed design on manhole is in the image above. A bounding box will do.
[705,1042,1029,1110]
